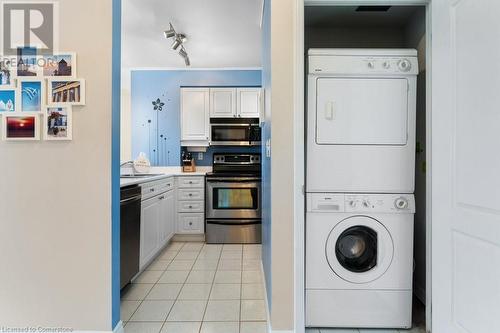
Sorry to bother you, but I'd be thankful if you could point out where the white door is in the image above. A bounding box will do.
[432,1,500,332]
[181,88,210,141]
[210,88,236,118]
[237,88,262,118]
[165,190,175,241]
[140,197,160,268]
[315,78,408,145]
[158,193,169,247]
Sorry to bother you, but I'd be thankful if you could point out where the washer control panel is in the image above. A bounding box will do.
[307,193,415,213]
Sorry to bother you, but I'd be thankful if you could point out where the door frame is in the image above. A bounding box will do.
[293,1,432,332]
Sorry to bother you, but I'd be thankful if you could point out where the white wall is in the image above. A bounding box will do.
[0,0,113,330]
[270,0,296,329]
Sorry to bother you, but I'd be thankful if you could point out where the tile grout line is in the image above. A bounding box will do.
[158,241,188,333]
[199,243,223,333]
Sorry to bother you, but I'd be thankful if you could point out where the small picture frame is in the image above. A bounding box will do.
[47,78,86,106]
[43,106,72,141]
[0,56,16,88]
[17,48,41,77]
[17,77,45,112]
[0,87,17,112]
[2,113,40,141]
[40,52,77,78]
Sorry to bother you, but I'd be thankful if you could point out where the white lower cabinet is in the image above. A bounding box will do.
[139,175,205,269]
[139,178,175,270]
[159,189,175,246]
[176,175,205,235]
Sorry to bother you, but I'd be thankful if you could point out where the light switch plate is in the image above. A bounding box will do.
[198,152,203,160]
[265,139,271,158]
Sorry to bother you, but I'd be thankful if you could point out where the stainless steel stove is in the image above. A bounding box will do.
[205,153,262,244]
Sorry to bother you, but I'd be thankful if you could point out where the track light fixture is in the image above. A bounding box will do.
[163,22,191,66]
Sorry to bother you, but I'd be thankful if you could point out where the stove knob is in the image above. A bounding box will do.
[367,61,375,69]
[363,199,371,208]
[349,200,357,208]
[382,61,391,69]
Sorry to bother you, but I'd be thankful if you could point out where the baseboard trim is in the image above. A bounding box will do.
[261,262,272,333]
[172,234,205,242]
[113,321,124,333]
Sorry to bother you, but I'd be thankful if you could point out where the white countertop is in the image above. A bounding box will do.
[120,166,212,187]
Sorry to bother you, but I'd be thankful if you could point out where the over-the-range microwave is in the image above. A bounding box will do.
[210,118,261,146]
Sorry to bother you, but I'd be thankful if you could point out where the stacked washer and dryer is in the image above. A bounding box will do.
[306,49,418,329]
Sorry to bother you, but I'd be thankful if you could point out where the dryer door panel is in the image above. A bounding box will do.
[316,78,408,145]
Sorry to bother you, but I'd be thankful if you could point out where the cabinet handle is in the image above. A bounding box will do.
[188,205,193,208]
[188,193,193,197]
[189,222,193,226]
[150,188,155,192]
[159,196,165,200]
[189,181,193,184]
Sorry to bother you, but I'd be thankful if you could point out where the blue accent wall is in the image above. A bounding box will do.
[261,0,272,308]
[112,0,121,329]
[131,70,262,166]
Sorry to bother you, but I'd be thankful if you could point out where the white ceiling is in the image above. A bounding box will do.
[122,0,263,69]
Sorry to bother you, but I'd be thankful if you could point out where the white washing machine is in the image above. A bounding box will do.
[305,193,415,329]
[307,49,418,193]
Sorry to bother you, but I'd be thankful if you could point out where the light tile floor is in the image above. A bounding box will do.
[121,242,267,333]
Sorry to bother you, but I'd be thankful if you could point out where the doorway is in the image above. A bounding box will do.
[300,3,431,332]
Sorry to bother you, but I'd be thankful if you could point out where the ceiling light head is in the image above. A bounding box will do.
[184,56,190,66]
[177,34,187,43]
[164,23,176,38]
[171,38,182,50]
[179,47,188,58]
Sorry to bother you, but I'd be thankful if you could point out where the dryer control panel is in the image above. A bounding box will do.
[307,193,415,214]
[308,51,419,76]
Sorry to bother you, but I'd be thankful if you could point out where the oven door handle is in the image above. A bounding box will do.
[207,220,261,226]
[206,177,261,182]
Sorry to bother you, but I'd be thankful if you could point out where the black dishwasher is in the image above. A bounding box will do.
[120,185,141,289]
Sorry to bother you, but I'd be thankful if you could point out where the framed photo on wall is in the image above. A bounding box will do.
[2,113,40,141]
[0,87,17,112]
[41,53,77,78]
[0,57,16,88]
[43,106,73,141]
[17,78,45,112]
[16,47,41,77]
[47,78,86,106]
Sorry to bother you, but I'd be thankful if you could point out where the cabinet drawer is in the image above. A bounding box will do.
[177,176,204,188]
[177,188,204,201]
[142,177,174,199]
[178,200,204,213]
[177,213,204,233]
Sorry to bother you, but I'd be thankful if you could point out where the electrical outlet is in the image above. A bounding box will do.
[265,139,271,158]
[198,152,203,160]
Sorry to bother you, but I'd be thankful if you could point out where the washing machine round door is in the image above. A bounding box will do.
[326,215,394,284]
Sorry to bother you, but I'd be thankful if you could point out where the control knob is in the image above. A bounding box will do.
[395,197,409,210]
[398,59,411,72]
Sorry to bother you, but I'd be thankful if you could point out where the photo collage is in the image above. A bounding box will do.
[0,48,85,141]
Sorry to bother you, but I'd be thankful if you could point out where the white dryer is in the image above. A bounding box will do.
[305,193,415,329]
[307,49,418,193]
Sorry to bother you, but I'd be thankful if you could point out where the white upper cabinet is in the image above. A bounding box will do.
[210,88,236,118]
[237,88,262,118]
[181,88,210,145]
